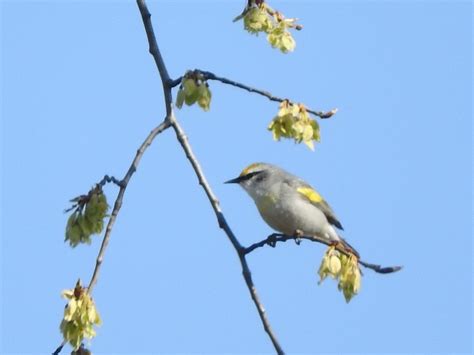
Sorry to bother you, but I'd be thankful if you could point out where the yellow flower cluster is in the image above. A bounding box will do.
[65,187,108,247]
[268,100,320,150]
[60,280,101,350]
[244,6,273,34]
[236,1,300,53]
[318,246,362,303]
[176,71,212,111]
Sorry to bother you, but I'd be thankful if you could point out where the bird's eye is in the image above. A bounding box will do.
[255,174,266,182]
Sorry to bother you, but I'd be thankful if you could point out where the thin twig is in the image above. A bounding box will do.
[87,120,170,293]
[136,1,284,353]
[98,174,123,188]
[168,77,182,88]
[245,233,402,274]
[64,176,122,213]
[199,70,338,119]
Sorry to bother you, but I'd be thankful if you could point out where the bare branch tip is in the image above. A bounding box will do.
[317,108,338,119]
[52,341,65,355]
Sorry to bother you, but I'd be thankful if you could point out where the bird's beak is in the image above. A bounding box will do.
[224,176,244,184]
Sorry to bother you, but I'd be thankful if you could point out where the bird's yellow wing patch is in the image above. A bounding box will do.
[240,163,262,176]
[297,186,323,203]
[297,185,344,230]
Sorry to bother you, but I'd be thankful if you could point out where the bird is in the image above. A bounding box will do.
[225,162,358,256]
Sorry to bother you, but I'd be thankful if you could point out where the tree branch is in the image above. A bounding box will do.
[137,0,172,116]
[136,1,284,353]
[245,233,402,274]
[170,118,284,354]
[198,70,338,119]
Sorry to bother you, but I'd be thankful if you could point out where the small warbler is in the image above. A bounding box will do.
[225,162,358,256]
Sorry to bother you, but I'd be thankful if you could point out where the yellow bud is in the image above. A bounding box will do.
[176,88,185,108]
[183,78,199,105]
[328,254,342,275]
[197,84,212,111]
[244,6,272,34]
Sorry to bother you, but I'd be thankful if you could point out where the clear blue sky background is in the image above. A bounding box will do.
[1,1,472,354]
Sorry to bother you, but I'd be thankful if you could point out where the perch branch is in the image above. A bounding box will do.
[245,233,402,274]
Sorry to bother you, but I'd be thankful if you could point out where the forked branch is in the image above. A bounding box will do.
[54,2,397,354]
[136,0,284,353]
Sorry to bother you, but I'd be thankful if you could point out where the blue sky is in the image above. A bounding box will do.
[1,1,472,354]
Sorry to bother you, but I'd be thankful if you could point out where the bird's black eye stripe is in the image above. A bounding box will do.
[241,171,263,181]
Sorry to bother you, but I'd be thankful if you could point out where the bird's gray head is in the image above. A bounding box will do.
[225,162,285,199]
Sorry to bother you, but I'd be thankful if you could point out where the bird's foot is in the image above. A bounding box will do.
[328,240,344,252]
[293,229,304,245]
[331,240,358,258]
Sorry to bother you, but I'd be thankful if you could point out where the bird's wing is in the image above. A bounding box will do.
[294,184,344,230]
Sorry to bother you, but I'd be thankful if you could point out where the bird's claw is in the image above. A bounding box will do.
[293,229,304,245]
[330,240,358,258]
[266,234,278,248]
